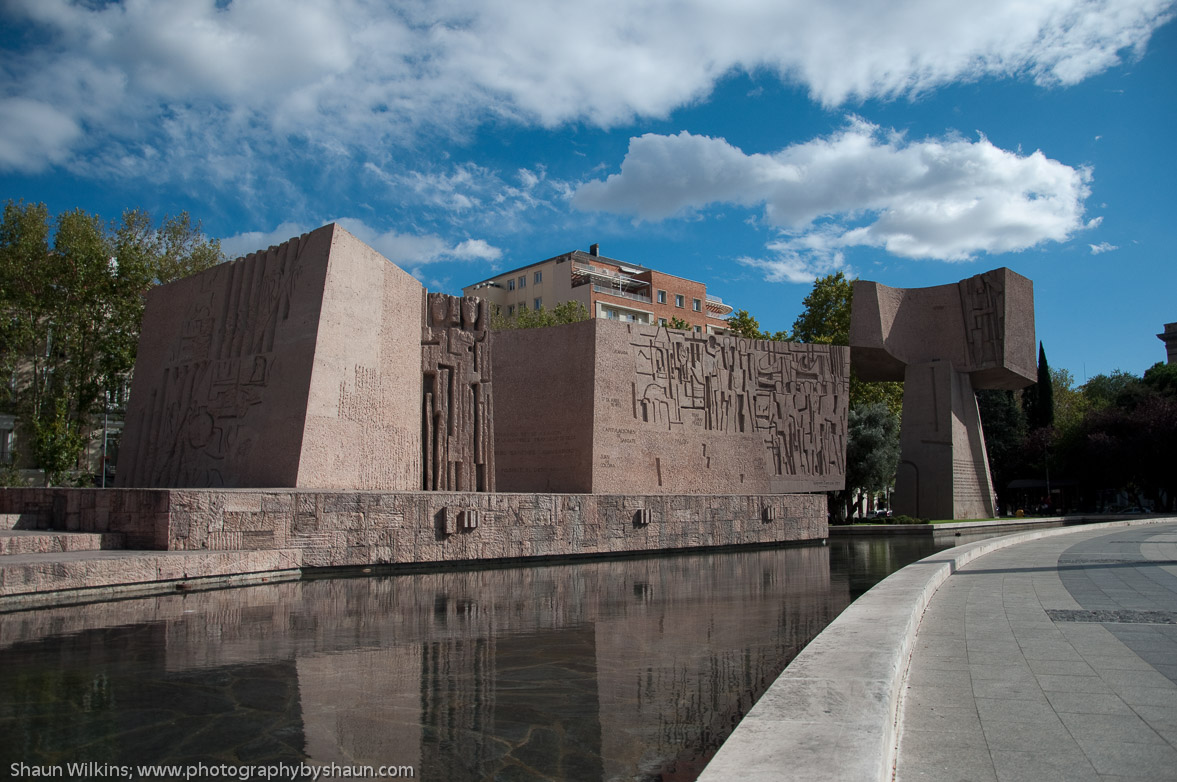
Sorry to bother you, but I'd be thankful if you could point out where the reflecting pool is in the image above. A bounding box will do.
[0,536,948,781]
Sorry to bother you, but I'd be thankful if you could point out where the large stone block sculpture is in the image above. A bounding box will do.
[422,293,495,491]
[493,320,848,494]
[850,268,1035,519]
[117,224,425,490]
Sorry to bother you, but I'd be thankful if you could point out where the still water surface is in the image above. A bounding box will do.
[0,536,949,781]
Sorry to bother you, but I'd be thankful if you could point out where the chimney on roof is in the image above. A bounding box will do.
[589,243,600,256]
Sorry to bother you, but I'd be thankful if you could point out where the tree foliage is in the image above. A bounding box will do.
[977,388,1029,510]
[491,300,589,330]
[789,271,853,345]
[1023,342,1055,431]
[845,402,901,495]
[0,200,223,484]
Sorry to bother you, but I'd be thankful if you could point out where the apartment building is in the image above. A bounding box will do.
[462,244,734,334]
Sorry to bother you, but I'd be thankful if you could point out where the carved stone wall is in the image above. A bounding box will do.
[493,320,848,494]
[422,293,495,492]
[850,267,1035,390]
[117,224,424,490]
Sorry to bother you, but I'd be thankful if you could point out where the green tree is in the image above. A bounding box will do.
[842,401,901,520]
[1143,361,1177,397]
[976,388,1029,511]
[724,309,766,339]
[0,200,223,484]
[1024,342,1055,431]
[667,316,692,331]
[1081,369,1141,409]
[1050,367,1089,436]
[491,300,589,330]
[789,271,853,345]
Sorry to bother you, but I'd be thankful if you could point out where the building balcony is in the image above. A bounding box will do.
[705,294,734,316]
[571,261,649,292]
[592,284,652,304]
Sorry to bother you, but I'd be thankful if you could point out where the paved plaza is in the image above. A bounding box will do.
[897,522,1177,781]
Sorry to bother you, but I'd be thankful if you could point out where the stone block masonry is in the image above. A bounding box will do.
[1,488,825,570]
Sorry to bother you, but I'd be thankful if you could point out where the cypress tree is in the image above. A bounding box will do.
[1036,342,1054,429]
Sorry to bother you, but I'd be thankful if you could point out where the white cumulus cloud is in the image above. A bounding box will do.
[0,0,1171,175]
[573,119,1094,280]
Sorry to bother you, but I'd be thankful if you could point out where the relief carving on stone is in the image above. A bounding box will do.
[628,329,847,480]
[422,294,495,491]
[959,270,1005,369]
[124,235,306,487]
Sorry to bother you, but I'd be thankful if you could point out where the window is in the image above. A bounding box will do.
[534,297,542,310]
[0,427,12,465]
[675,294,684,308]
[692,298,701,312]
[507,305,515,315]
[657,290,667,304]
[519,301,527,311]
[534,270,542,284]
[659,317,667,326]
[694,325,703,334]
[518,275,526,288]
[507,279,515,291]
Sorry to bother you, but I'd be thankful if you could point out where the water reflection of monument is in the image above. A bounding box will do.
[0,547,841,780]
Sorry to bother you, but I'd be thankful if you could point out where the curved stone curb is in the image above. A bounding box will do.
[698,516,1177,782]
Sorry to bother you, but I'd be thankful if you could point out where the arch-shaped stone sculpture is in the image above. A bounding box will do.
[850,268,1035,519]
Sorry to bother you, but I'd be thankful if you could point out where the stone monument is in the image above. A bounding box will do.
[117,223,424,490]
[493,321,848,494]
[850,268,1035,519]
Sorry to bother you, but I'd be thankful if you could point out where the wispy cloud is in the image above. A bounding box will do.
[2,0,1171,179]
[573,119,1094,281]
[1089,241,1118,254]
[220,219,502,270]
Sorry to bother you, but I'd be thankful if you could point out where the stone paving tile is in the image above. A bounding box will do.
[916,654,971,672]
[1098,667,1175,691]
[904,683,976,709]
[1028,659,1098,677]
[1044,690,1133,715]
[900,726,989,751]
[898,522,1177,782]
[989,749,1101,782]
[1035,673,1114,694]
[1077,739,1177,777]
[970,678,1049,702]
[897,742,997,782]
[980,715,1073,752]
[1114,686,1177,708]
[968,662,1037,682]
[901,703,983,733]
[906,665,972,688]
[1057,710,1169,745]
[1079,653,1155,671]
[975,696,1059,723]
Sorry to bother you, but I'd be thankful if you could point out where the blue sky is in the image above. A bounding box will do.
[2,0,1174,384]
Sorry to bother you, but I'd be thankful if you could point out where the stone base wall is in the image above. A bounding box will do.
[0,489,826,568]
